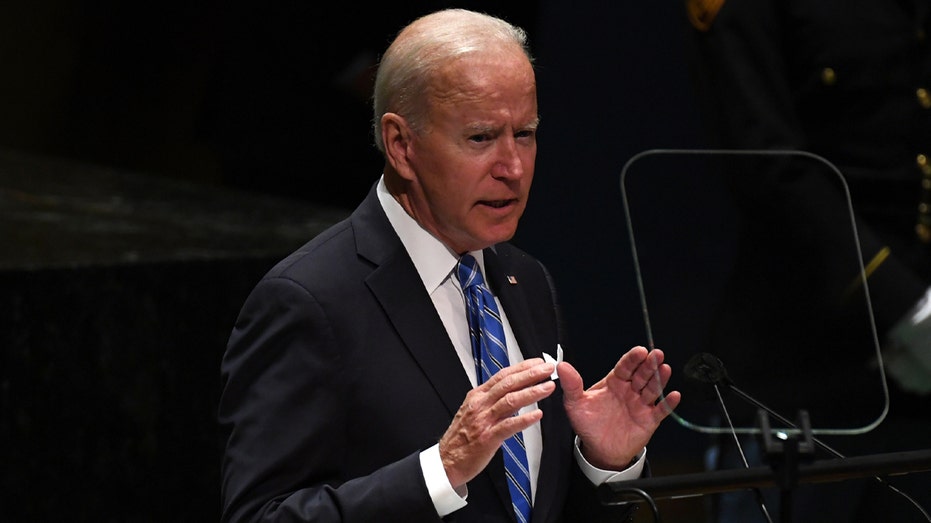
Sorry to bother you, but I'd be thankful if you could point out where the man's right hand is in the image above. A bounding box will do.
[438,358,556,488]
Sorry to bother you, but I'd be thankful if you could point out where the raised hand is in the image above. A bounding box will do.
[559,346,681,470]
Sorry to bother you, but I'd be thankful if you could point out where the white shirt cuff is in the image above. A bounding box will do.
[419,444,468,517]
[573,436,646,485]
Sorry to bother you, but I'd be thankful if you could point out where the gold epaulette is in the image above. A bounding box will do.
[687,0,725,32]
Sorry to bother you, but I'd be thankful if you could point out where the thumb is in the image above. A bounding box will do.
[557,361,584,404]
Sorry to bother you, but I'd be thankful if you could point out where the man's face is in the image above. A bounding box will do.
[403,49,538,254]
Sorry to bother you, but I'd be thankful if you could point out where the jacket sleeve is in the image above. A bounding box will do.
[218,276,442,523]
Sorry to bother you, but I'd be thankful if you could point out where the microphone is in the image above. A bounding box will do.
[683,352,732,385]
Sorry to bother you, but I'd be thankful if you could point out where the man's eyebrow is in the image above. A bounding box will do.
[465,118,540,133]
[465,123,496,134]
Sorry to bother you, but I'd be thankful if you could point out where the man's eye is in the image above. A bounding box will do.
[469,134,491,143]
[515,130,535,139]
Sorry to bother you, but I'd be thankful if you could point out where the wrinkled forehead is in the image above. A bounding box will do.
[427,49,536,108]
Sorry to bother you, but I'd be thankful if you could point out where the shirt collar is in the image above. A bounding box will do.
[376,176,486,293]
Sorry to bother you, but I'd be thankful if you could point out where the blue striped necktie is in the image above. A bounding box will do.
[457,254,533,523]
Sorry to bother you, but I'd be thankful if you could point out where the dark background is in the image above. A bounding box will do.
[0,2,712,521]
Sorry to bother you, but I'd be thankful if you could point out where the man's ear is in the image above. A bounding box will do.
[381,113,416,181]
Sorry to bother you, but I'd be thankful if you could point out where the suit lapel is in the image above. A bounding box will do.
[367,252,475,418]
[484,248,545,361]
[353,189,473,418]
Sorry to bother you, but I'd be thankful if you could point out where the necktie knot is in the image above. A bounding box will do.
[456,254,484,290]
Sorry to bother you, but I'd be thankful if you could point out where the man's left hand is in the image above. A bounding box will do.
[558,346,681,470]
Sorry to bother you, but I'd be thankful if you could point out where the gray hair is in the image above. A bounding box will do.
[371,9,533,154]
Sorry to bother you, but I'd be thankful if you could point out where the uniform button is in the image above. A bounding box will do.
[821,67,836,86]
[918,88,931,108]
[917,154,931,175]
[918,223,931,243]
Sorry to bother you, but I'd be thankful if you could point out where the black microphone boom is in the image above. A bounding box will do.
[681,352,931,522]
[683,352,844,458]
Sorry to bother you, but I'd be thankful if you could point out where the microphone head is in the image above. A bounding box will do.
[683,352,731,386]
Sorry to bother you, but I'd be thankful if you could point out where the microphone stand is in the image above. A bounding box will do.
[599,353,931,522]
[757,409,816,523]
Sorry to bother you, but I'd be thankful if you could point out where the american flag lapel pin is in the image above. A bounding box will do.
[507,275,518,285]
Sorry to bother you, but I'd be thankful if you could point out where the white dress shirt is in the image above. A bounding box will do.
[375,177,645,517]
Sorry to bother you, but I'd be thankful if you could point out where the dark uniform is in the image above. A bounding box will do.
[684,0,931,521]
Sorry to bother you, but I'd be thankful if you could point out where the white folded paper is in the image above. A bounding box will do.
[542,344,564,380]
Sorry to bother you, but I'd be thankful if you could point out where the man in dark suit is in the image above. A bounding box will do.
[218,8,681,523]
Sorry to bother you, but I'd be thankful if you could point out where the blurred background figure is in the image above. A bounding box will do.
[683,0,931,521]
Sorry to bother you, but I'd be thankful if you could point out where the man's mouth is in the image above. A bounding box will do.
[481,199,514,209]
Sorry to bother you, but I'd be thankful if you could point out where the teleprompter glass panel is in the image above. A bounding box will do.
[621,150,888,435]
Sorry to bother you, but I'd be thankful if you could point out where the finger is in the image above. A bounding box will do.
[510,406,545,428]
[639,363,672,404]
[659,390,682,415]
[459,359,553,425]
[613,346,650,382]
[491,375,556,420]
[616,350,658,393]
[484,358,554,396]
[646,389,682,423]
[495,404,545,436]
[630,350,664,392]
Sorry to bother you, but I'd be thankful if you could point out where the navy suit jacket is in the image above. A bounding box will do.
[219,185,636,522]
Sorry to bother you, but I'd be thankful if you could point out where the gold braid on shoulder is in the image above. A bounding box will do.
[686,0,725,32]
